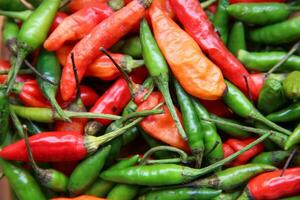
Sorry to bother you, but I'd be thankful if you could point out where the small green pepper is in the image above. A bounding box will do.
[3,18,19,52]
[120,36,142,58]
[107,184,139,200]
[251,151,290,167]
[267,102,300,122]
[285,123,300,150]
[213,0,229,43]
[228,22,246,57]
[283,71,300,100]
[212,191,242,200]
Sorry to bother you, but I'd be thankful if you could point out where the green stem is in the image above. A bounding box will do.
[24,60,57,85]
[119,106,163,123]
[145,157,195,165]
[201,0,217,9]
[140,146,189,165]
[48,95,71,122]
[0,10,32,21]
[0,69,33,75]
[10,110,24,138]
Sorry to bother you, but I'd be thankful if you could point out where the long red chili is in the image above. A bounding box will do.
[169,0,259,100]
[68,0,108,12]
[60,0,152,101]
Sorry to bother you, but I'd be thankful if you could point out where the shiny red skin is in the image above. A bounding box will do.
[169,0,259,100]
[247,167,300,200]
[49,12,68,33]
[68,0,108,13]
[230,0,284,3]
[0,132,87,162]
[200,99,233,117]
[250,73,265,96]
[79,85,99,107]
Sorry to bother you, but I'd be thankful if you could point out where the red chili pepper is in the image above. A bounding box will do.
[246,167,300,200]
[208,1,218,13]
[230,0,285,3]
[68,0,108,13]
[49,12,68,33]
[44,2,114,51]
[79,85,99,107]
[60,0,151,101]
[199,99,233,118]
[223,138,264,166]
[250,73,265,96]
[56,44,74,66]
[169,0,259,100]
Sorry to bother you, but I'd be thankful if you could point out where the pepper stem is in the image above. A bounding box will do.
[140,146,189,165]
[0,69,33,75]
[10,110,24,138]
[201,0,217,9]
[24,60,56,85]
[145,156,195,165]
[48,95,71,122]
[0,10,32,21]
[122,56,144,72]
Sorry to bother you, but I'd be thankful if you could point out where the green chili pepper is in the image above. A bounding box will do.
[251,151,290,166]
[250,17,300,44]
[0,87,9,145]
[0,158,46,200]
[238,50,300,72]
[210,115,251,138]
[107,184,139,200]
[213,0,229,43]
[37,49,70,121]
[140,19,187,141]
[138,187,221,200]
[258,74,287,114]
[283,71,300,100]
[120,36,142,58]
[6,0,61,93]
[185,164,276,191]
[0,10,32,21]
[227,3,293,25]
[68,145,111,195]
[267,102,300,122]
[101,133,270,186]
[174,79,204,167]
[223,80,291,135]
[280,196,300,200]
[3,18,19,52]
[228,22,246,57]
[285,123,300,150]
[0,0,29,11]
[191,99,223,166]
[212,191,242,200]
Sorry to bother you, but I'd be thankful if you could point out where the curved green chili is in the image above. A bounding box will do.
[120,36,142,58]
[213,0,229,43]
[285,123,300,150]
[251,151,290,167]
[267,102,300,122]
[107,184,139,200]
[228,22,246,57]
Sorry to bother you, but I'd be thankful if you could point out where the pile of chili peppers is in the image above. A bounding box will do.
[1,0,300,199]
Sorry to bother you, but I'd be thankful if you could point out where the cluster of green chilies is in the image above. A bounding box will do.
[1,0,300,200]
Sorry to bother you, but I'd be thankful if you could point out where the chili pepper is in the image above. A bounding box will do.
[44,2,117,51]
[267,102,300,122]
[3,18,19,53]
[212,191,242,200]
[68,146,111,195]
[137,187,221,200]
[240,167,300,200]
[238,50,300,72]
[280,197,300,200]
[227,3,293,25]
[140,19,187,141]
[251,150,290,166]
[250,17,300,44]
[0,159,46,200]
[174,80,204,167]
[60,0,152,101]
[210,115,251,138]
[0,87,9,144]
[52,196,107,200]
[0,109,161,162]
[250,73,265,95]
[258,74,287,114]
[0,0,30,11]
[49,12,68,33]
[56,44,74,66]
[230,0,285,3]
[213,0,229,43]
[68,0,108,12]
[228,22,246,57]
[285,123,300,150]
[107,184,139,200]
[37,49,70,121]
[6,0,61,93]
[85,53,144,81]
[149,6,226,100]
[79,86,99,107]
[120,36,143,58]
[0,10,32,21]
[199,100,233,118]
[223,80,291,135]
[150,0,175,19]
[169,0,259,100]
[185,164,276,191]
[100,133,271,186]
[283,71,300,100]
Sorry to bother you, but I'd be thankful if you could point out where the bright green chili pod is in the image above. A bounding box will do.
[68,145,111,195]
[258,75,287,114]
[120,36,142,58]
[251,151,290,166]
[238,50,300,72]
[213,0,229,43]
[107,184,139,200]
[3,18,19,52]
[6,0,61,93]
[140,19,187,141]
[37,49,70,121]
[174,79,204,168]
[212,191,242,200]
[226,3,290,25]
[0,10,32,21]
[283,71,300,100]
[267,102,300,122]
[191,99,223,166]
[0,158,46,200]
[138,187,221,200]
[0,87,9,144]
[250,17,300,45]
[185,164,276,191]
[223,80,291,135]
[228,22,246,56]
[285,123,300,150]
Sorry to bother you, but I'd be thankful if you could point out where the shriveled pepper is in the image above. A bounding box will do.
[149,5,226,100]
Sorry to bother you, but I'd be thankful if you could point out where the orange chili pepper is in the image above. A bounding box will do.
[68,0,108,12]
[149,6,226,100]
[56,44,74,66]
[52,195,107,200]
[137,91,189,151]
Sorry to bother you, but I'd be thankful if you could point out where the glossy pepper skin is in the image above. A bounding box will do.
[285,123,300,150]
[169,0,259,100]
[228,22,246,57]
[79,86,99,107]
[238,50,300,72]
[60,0,152,101]
[0,158,46,200]
[107,184,139,200]
[227,3,290,25]
[44,2,114,51]
[267,102,300,122]
[250,17,300,44]
[242,167,300,200]
[149,6,226,100]
[68,0,108,12]
[251,150,290,167]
